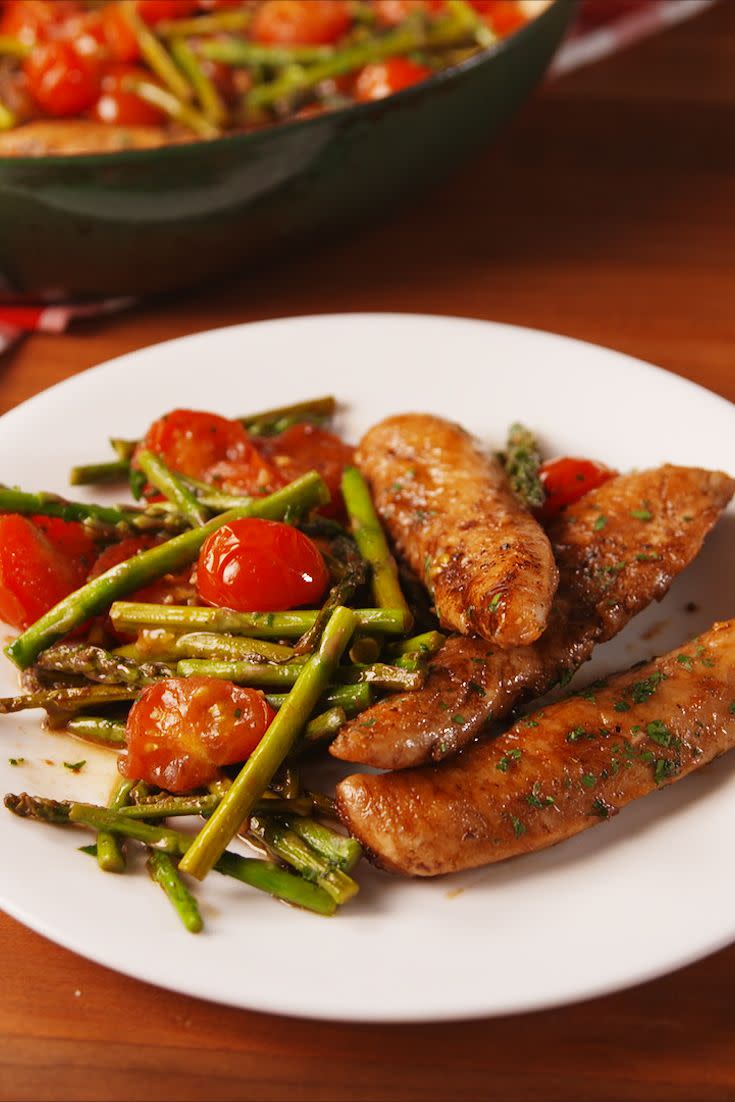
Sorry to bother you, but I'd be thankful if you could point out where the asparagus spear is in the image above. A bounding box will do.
[0,486,163,532]
[387,630,446,659]
[69,459,131,486]
[266,683,372,717]
[136,449,209,528]
[147,850,203,933]
[249,817,358,904]
[200,39,333,68]
[64,716,127,748]
[502,422,545,510]
[37,644,173,686]
[0,35,30,59]
[292,551,367,656]
[121,0,193,101]
[179,606,357,880]
[6,471,329,671]
[241,396,336,436]
[169,37,227,128]
[0,684,140,716]
[174,632,295,663]
[280,815,362,873]
[299,706,346,746]
[157,9,251,36]
[120,793,314,820]
[175,657,423,691]
[110,601,407,638]
[6,794,335,915]
[122,76,219,139]
[97,777,135,874]
[341,466,412,629]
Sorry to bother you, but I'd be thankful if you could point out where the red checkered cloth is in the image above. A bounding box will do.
[0,0,717,356]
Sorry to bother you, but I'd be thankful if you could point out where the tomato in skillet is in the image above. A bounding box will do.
[354,57,431,102]
[88,535,194,609]
[372,1,445,25]
[256,423,354,518]
[251,1,351,46]
[136,0,201,23]
[137,409,279,496]
[24,39,101,116]
[122,676,275,792]
[537,457,617,519]
[92,63,165,126]
[0,514,88,630]
[31,516,96,575]
[196,517,329,612]
[101,3,141,62]
[0,0,65,46]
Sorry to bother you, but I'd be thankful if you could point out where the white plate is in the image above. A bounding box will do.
[1,314,734,1022]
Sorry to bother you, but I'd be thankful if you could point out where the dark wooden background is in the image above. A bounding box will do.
[2,3,734,1099]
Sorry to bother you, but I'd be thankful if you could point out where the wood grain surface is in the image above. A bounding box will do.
[1,3,734,1100]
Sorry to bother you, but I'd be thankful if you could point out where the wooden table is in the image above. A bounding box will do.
[2,5,735,1100]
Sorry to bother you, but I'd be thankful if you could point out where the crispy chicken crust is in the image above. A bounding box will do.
[331,465,734,769]
[338,619,735,876]
[355,414,558,646]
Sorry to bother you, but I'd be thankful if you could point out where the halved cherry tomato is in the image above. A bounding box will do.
[136,1,200,23]
[122,676,275,792]
[0,0,63,46]
[354,57,431,102]
[136,408,279,496]
[196,517,329,612]
[101,2,141,62]
[257,423,354,518]
[92,63,165,126]
[251,1,351,45]
[0,514,87,630]
[537,457,617,518]
[470,0,526,36]
[32,517,96,579]
[24,39,100,116]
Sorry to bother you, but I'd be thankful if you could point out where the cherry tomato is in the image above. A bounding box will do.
[0,515,86,630]
[251,1,351,45]
[354,57,431,102]
[88,537,194,634]
[31,517,96,579]
[196,517,329,613]
[469,0,526,36]
[101,2,141,62]
[122,676,275,792]
[137,408,279,496]
[24,39,100,116]
[136,0,200,23]
[0,0,62,46]
[537,457,617,518]
[372,0,444,26]
[257,423,354,518]
[92,63,164,125]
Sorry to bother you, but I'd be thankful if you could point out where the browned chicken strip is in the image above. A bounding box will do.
[331,465,734,769]
[338,619,735,876]
[356,414,558,646]
[0,120,181,156]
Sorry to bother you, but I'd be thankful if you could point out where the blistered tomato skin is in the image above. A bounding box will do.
[122,677,275,792]
[0,514,87,630]
[196,518,330,613]
[251,1,351,45]
[257,423,354,518]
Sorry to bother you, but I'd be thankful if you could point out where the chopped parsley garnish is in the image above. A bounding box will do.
[646,720,679,748]
[468,681,486,697]
[580,773,597,789]
[630,507,653,521]
[566,726,593,743]
[451,714,465,725]
[636,552,660,562]
[614,701,630,713]
[8,757,24,766]
[510,816,526,839]
[488,593,502,613]
[526,781,555,808]
[557,668,574,689]
[233,708,242,718]
[629,672,666,704]
[360,719,376,728]
[593,515,608,531]
[591,798,610,819]
[654,758,679,785]
[391,481,403,492]
[63,760,86,773]
[496,748,522,772]
[676,654,694,670]
[524,718,539,728]
[730,701,735,715]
